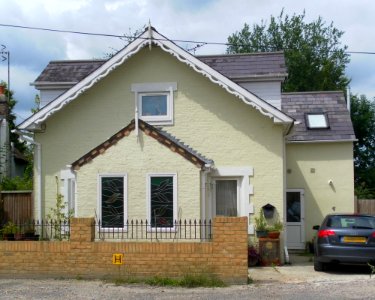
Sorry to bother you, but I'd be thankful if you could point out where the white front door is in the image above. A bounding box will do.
[286,190,305,249]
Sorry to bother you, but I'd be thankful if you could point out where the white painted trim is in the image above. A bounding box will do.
[211,166,254,177]
[287,139,357,144]
[146,173,177,232]
[19,28,293,130]
[131,82,177,92]
[60,166,76,216]
[97,173,128,231]
[210,166,253,233]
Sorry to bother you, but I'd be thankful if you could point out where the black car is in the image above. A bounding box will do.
[313,214,375,271]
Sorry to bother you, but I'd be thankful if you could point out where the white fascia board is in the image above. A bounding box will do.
[19,34,149,130]
[19,28,293,130]
[150,31,293,124]
[286,139,357,144]
[31,82,77,90]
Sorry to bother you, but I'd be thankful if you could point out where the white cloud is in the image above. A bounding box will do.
[0,0,375,121]
[13,0,91,15]
[104,1,126,12]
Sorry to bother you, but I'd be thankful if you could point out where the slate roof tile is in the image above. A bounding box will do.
[34,52,287,84]
[281,92,356,142]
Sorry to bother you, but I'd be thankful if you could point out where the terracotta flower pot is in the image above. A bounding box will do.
[267,231,280,239]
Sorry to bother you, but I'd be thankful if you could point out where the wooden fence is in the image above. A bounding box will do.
[0,191,33,224]
[355,199,375,215]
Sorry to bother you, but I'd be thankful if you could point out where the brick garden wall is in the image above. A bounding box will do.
[0,217,248,284]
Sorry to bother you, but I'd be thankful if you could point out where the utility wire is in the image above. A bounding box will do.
[1,23,375,55]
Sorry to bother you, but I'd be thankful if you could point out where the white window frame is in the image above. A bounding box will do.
[209,167,254,234]
[131,82,177,126]
[146,173,178,232]
[97,173,128,231]
[138,92,172,123]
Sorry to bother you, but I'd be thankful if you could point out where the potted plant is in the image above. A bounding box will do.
[254,211,268,238]
[248,244,261,267]
[1,221,19,241]
[267,220,284,239]
[23,221,39,241]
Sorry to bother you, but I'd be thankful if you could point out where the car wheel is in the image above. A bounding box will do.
[314,259,325,272]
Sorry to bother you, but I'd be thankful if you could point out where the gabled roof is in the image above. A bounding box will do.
[71,119,214,170]
[33,60,105,86]
[19,27,293,130]
[281,91,356,142]
[198,52,287,81]
[32,52,286,86]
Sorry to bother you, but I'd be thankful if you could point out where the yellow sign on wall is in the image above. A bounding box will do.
[112,253,124,265]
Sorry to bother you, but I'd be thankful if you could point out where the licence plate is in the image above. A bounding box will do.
[342,236,366,243]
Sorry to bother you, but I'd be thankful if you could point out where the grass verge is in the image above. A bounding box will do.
[108,274,226,288]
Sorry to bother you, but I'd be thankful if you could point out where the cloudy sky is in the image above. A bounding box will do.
[0,0,374,123]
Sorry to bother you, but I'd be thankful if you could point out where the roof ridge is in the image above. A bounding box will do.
[48,59,107,63]
[282,91,344,95]
[197,51,285,57]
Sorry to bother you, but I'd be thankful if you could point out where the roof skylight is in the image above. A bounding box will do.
[306,113,329,129]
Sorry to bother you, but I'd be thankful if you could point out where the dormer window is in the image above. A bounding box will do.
[132,82,177,125]
[306,113,329,129]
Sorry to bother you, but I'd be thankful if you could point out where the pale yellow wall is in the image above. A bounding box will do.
[35,46,285,223]
[286,142,355,242]
[75,130,200,220]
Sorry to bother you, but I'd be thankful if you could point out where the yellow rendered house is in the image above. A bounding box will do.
[18,27,355,250]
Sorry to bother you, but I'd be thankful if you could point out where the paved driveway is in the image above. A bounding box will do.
[249,253,373,284]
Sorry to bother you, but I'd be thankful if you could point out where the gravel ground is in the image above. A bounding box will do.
[0,277,374,300]
[1,257,374,300]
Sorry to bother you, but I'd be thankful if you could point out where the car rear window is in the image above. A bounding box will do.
[326,216,375,229]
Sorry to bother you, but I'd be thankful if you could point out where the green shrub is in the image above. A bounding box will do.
[0,176,33,191]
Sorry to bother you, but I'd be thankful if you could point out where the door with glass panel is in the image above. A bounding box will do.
[286,190,305,249]
[214,178,240,217]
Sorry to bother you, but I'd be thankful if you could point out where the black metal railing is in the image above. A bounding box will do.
[0,220,70,241]
[0,219,212,242]
[94,219,212,241]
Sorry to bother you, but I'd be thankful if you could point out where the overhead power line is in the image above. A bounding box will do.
[1,23,375,55]
[0,23,122,38]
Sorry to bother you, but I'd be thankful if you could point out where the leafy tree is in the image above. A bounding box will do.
[0,81,31,189]
[104,26,146,58]
[0,81,26,152]
[227,10,350,92]
[350,94,375,198]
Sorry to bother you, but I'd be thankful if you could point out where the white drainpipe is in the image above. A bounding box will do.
[12,130,42,221]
